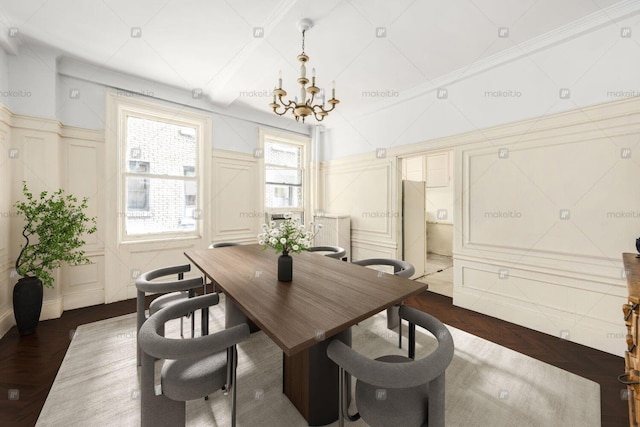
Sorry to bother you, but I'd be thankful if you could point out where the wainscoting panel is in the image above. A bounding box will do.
[61,129,105,310]
[321,157,398,256]
[210,150,261,244]
[61,255,105,310]
[454,100,640,356]
[9,116,64,320]
[455,259,626,356]
[124,240,203,300]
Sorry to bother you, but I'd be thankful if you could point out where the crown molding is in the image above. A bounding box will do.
[356,0,640,119]
[0,11,20,55]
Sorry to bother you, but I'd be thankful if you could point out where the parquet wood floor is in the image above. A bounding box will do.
[0,290,626,426]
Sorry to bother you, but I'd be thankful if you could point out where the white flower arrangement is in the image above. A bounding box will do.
[258,215,322,255]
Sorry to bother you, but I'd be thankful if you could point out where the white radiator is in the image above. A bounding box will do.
[313,214,351,261]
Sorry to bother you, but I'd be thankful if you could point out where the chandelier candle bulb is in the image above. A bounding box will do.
[278,70,282,88]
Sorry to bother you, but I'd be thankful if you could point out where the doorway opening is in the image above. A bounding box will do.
[400,150,454,297]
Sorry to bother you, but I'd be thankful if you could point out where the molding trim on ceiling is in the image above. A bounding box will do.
[356,0,640,119]
[0,15,20,55]
[57,57,311,135]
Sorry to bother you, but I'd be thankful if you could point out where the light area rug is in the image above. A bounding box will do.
[36,294,600,427]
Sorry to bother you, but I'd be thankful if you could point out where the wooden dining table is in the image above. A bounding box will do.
[184,244,428,426]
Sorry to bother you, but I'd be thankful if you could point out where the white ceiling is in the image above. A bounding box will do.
[0,0,630,121]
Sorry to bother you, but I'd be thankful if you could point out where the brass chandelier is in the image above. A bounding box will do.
[270,19,339,123]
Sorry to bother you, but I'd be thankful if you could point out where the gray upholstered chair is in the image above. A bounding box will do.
[138,293,250,427]
[308,245,347,260]
[351,258,415,348]
[327,306,454,427]
[208,242,241,249]
[135,264,204,366]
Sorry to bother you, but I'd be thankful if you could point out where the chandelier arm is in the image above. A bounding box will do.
[272,98,296,115]
[313,111,326,121]
[278,96,296,109]
[313,102,336,114]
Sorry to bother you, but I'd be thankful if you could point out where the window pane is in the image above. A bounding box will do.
[265,184,302,208]
[126,117,197,177]
[266,168,302,185]
[125,178,197,236]
[126,177,149,210]
[265,141,301,168]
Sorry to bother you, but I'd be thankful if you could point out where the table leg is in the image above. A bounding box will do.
[224,297,260,333]
[283,328,352,426]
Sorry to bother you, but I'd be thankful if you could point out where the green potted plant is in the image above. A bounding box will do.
[13,182,97,335]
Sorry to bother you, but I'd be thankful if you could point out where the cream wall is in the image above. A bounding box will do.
[321,96,637,356]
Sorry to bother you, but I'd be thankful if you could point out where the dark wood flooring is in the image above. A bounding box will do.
[0,290,627,426]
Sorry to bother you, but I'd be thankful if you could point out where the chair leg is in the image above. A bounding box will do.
[223,346,233,395]
[408,322,416,360]
[136,291,146,367]
[339,367,360,424]
[338,367,345,427]
[398,317,402,349]
[230,345,238,427]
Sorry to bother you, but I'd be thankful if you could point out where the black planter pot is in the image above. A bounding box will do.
[13,276,43,336]
[278,252,293,282]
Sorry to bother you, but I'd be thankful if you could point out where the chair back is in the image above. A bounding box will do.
[135,264,204,366]
[327,306,454,427]
[352,258,415,278]
[209,242,241,249]
[135,264,203,293]
[308,245,347,259]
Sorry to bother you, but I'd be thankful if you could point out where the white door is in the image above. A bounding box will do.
[402,180,426,279]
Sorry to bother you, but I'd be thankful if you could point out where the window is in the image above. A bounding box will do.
[264,140,304,210]
[259,130,310,225]
[121,114,201,239]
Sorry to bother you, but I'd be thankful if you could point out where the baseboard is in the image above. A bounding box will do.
[0,307,15,338]
[62,289,105,311]
[41,298,63,321]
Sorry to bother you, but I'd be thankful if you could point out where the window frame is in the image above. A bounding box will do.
[259,129,310,222]
[116,100,207,243]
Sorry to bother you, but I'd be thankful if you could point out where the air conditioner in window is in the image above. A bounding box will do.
[265,212,304,225]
